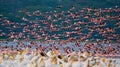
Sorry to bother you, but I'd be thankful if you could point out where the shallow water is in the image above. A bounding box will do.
[0,1,120,66]
[0,0,120,42]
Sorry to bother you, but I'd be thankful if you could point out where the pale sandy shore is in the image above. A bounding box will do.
[0,41,120,67]
[0,50,120,67]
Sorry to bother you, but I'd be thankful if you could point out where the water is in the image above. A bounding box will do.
[0,1,120,67]
[0,0,120,42]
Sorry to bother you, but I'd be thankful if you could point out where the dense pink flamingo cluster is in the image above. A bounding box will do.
[0,6,120,43]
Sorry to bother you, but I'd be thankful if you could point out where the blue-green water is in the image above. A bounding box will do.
[0,0,120,21]
[0,0,120,42]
